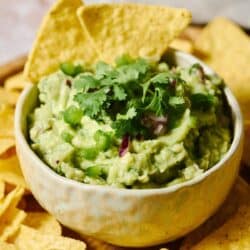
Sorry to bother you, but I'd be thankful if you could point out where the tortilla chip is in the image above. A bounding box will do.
[0,147,16,160]
[0,138,15,156]
[13,225,86,250]
[0,105,14,138]
[170,39,193,53]
[0,242,17,250]
[80,235,118,250]
[180,177,250,250]
[0,88,19,106]
[0,187,24,218]
[4,72,29,92]
[23,212,62,236]
[77,3,191,63]
[0,187,25,240]
[191,204,250,250]
[180,26,202,42]
[0,208,26,241]
[24,0,99,83]
[242,122,250,166]
[194,17,250,120]
[0,181,5,200]
[0,155,28,190]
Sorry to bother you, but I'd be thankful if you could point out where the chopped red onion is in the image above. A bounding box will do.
[148,114,167,123]
[119,135,130,157]
[142,114,168,136]
[153,123,166,136]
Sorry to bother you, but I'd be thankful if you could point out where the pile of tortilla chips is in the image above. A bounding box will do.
[0,159,86,249]
[1,0,250,249]
[0,81,86,248]
[24,0,192,83]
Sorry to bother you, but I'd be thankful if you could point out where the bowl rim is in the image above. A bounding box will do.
[15,50,243,196]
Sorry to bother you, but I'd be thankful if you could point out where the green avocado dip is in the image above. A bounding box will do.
[28,56,232,188]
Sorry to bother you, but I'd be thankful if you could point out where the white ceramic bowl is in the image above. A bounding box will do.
[15,50,243,247]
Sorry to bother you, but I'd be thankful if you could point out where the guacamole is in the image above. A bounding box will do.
[28,56,232,188]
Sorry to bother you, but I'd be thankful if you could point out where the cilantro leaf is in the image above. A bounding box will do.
[73,74,99,92]
[146,88,166,116]
[142,80,152,102]
[112,116,150,138]
[133,58,150,75]
[167,96,187,128]
[112,119,131,138]
[112,119,136,138]
[74,87,108,118]
[169,96,187,113]
[142,72,171,102]
[113,85,127,101]
[115,58,150,85]
[64,56,221,140]
[150,72,171,84]
[190,93,214,111]
[116,65,139,84]
[112,108,143,138]
[169,96,185,106]
[116,107,137,120]
[95,61,113,79]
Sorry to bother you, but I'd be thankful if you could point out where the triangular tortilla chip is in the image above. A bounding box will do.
[170,38,193,53]
[0,156,28,190]
[0,138,15,156]
[0,181,5,200]
[77,3,191,63]
[243,123,250,166]
[13,225,86,250]
[0,187,24,239]
[0,242,17,250]
[194,17,250,120]
[4,72,29,92]
[0,88,19,107]
[0,208,26,241]
[23,212,62,236]
[0,105,14,138]
[0,187,24,216]
[191,204,250,250]
[180,177,250,249]
[24,0,99,83]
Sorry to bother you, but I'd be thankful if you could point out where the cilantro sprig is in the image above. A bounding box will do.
[61,55,217,139]
[74,87,109,118]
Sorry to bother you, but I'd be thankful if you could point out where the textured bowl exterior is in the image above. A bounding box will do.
[15,51,243,247]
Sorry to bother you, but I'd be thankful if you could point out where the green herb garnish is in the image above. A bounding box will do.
[62,56,218,139]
